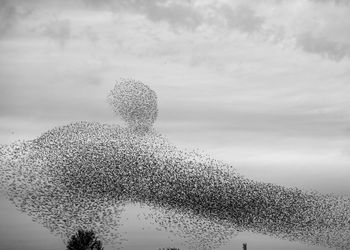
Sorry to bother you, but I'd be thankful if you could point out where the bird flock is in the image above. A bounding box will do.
[1,79,350,250]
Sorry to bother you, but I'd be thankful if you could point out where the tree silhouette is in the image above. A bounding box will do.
[66,229,104,250]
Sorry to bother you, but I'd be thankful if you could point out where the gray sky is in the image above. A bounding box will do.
[0,0,350,183]
[1,0,350,193]
[1,0,350,249]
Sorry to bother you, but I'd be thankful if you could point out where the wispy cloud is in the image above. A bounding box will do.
[0,0,18,37]
[41,19,71,47]
[2,0,350,61]
[84,0,350,61]
[83,0,204,30]
[296,33,350,60]
[220,4,264,34]
[0,0,34,39]
[310,0,350,6]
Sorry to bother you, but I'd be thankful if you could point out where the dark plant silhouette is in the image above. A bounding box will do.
[66,229,104,250]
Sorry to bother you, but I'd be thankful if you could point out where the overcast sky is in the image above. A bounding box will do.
[1,0,350,193]
[1,1,350,249]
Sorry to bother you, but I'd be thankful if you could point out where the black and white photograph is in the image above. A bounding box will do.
[1,0,350,250]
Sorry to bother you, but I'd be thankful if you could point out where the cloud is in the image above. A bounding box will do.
[0,0,34,39]
[41,19,71,47]
[2,0,350,63]
[296,33,350,60]
[221,4,265,34]
[84,26,99,44]
[310,0,350,6]
[82,0,262,33]
[0,0,18,37]
[141,2,203,30]
[83,0,203,30]
[80,0,350,63]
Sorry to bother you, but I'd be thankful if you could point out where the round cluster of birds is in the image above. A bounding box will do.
[108,78,158,133]
[1,79,350,250]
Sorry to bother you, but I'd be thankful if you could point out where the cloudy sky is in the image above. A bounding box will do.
[1,0,350,190]
[1,0,350,249]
